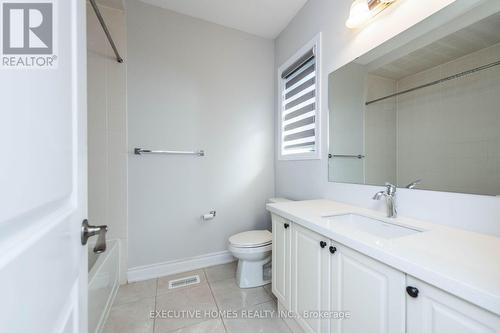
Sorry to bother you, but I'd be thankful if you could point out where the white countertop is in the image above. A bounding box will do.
[267,199,500,316]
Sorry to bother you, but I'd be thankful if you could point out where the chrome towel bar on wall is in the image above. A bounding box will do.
[134,148,205,156]
[328,154,365,159]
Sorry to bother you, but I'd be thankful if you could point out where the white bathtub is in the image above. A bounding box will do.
[88,239,120,333]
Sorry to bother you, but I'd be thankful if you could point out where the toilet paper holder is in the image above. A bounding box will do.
[202,210,216,221]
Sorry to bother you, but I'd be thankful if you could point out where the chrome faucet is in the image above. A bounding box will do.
[373,183,397,218]
[405,179,422,189]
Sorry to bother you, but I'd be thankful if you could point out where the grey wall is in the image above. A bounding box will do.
[328,63,367,184]
[275,0,500,236]
[126,0,275,269]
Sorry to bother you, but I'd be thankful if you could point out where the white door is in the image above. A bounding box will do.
[272,214,291,309]
[330,244,405,333]
[292,224,331,333]
[407,276,500,333]
[0,0,87,332]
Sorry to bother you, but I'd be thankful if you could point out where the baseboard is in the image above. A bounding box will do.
[127,250,235,282]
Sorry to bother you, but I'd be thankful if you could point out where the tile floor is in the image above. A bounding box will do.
[102,262,290,333]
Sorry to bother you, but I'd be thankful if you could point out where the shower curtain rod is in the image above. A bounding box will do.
[89,0,124,63]
[365,59,500,105]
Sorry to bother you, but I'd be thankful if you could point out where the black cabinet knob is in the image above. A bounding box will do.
[284,223,289,229]
[329,246,337,254]
[320,241,327,248]
[406,286,419,298]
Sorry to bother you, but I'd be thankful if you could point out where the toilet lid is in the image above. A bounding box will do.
[229,230,272,247]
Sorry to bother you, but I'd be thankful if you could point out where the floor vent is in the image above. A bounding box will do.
[168,275,201,289]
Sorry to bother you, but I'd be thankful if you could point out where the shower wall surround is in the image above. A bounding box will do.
[87,2,128,284]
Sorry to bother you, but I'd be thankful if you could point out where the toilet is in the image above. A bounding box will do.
[229,230,272,288]
[228,198,290,288]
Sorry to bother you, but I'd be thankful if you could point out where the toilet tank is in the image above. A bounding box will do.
[267,197,291,204]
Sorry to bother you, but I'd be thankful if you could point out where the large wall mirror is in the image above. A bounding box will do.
[328,9,500,196]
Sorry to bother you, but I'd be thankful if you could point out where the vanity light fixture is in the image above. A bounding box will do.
[346,0,398,29]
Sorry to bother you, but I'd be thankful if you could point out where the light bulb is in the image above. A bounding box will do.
[345,0,372,29]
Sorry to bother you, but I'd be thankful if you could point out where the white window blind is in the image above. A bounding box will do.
[280,46,319,158]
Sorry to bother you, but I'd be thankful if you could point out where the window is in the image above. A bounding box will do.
[278,35,321,160]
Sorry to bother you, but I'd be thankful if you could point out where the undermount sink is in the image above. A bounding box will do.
[322,213,422,239]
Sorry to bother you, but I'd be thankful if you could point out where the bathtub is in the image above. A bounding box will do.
[88,239,120,333]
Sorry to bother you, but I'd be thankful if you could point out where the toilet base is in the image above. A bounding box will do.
[236,256,271,288]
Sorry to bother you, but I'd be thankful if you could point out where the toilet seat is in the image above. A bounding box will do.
[229,230,272,248]
[229,243,272,254]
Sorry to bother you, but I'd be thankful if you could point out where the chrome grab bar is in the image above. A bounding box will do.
[328,154,365,159]
[134,148,205,156]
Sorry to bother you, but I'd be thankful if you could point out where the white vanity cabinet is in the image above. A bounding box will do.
[330,243,406,333]
[270,214,500,333]
[291,224,332,333]
[287,223,406,333]
[406,277,500,333]
[272,214,292,308]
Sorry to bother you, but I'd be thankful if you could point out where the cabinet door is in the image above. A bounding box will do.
[272,214,291,309]
[330,244,405,333]
[407,276,500,333]
[292,224,331,333]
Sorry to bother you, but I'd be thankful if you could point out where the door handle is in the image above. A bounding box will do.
[81,219,108,254]
[284,223,290,229]
[320,241,327,248]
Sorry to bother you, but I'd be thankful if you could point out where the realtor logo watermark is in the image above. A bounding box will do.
[1,0,57,68]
